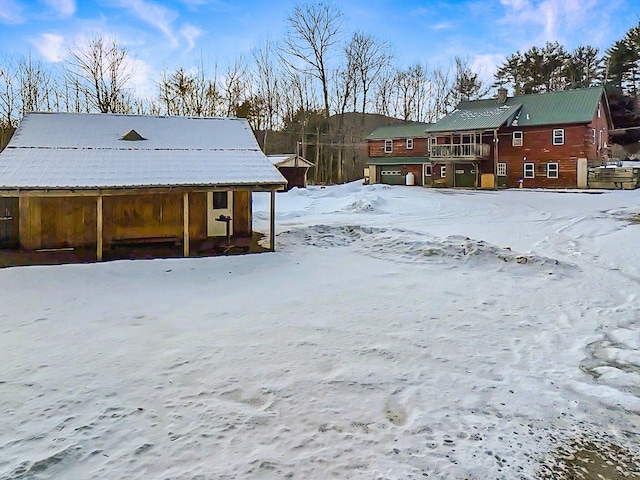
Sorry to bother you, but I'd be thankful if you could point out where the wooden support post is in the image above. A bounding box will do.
[183,192,189,257]
[96,196,103,261]
[269,190,276,252]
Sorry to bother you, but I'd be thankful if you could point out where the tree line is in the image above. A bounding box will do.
[1,3,639,182]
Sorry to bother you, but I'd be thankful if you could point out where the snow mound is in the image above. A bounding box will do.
[278,224,568,268]
[340,194,387,213]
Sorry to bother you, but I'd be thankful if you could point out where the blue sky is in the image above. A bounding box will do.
[0,0,638,94]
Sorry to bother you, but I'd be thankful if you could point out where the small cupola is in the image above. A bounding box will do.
[121,129,146,141]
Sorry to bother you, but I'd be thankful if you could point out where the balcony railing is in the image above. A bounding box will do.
[430,143,490,158]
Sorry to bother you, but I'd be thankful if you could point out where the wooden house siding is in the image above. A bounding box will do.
[497,124,597,188]
[368,138,428,157]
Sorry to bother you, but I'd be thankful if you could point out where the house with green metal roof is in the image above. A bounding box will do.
[424,86,612,189]
[365,122,433,186]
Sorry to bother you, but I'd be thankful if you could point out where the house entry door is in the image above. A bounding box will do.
[207,191,233,237]
[0,197,18,247]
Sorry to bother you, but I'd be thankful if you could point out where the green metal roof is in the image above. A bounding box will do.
[425,104,521,133]
[366,156,431,166]
[426,86,606,133]
[367,122,431,139]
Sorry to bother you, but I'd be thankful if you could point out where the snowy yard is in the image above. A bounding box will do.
[1,183,640,479]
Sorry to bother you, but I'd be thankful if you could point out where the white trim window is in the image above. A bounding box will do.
[592,128,596,145]
[597,104,601,118]
[497,162,507,176]
[524,162,535,178]
[547,162,559,178]
[406,138,414,150]
[424,164,432,176]
[384,139,393,153]
[512,131,523,147]
[440,165,447,178]
[552,129,565,145]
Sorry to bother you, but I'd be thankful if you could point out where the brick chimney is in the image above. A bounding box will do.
[497,87,508,103]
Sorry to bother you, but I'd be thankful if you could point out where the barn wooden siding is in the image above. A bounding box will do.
[497,124,596,188]
[368,138,429,157]
[15,190,252,250]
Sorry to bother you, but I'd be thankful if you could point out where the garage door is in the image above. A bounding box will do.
[454,164,476,187]
[380,169,404,185]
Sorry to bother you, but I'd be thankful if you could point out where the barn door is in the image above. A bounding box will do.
[0,197,18,247]
[207,191,234,237]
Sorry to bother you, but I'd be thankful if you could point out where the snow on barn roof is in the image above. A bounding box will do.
[0,112,287,190]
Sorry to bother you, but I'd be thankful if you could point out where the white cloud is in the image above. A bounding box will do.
[110,0,179,43]
[30,33,67,62]
[471,53,505,88]
[41,0,76,17]
[498,0,602,47]
[126,57,156,99]
[0,0,24,24]
[180,24,202,51]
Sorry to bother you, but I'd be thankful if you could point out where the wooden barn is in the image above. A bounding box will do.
[365,123,432,186]
[0,112,287,261]
[424,87,612,189]
[268,154,314,189]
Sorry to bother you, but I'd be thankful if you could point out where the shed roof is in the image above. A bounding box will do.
[367,123,431,139]
[426,87,606,133]
[366,157,431,166]
[267,154,315,168]
[0,112,287,190]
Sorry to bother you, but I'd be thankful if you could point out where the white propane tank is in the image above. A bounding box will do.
[405,171,415,186]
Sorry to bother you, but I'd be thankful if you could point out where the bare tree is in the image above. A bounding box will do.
[373,67,397,118]
[17,53,53,114]
[252,38,282,149]
[346,31,392,116]
[0,57,19,128]
[66,35,133,113]
[281,2,343,118]
[222,56,250,117]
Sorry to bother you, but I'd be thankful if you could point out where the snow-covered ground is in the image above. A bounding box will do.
[1,183,640,479]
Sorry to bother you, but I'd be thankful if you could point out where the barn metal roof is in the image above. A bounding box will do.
[425,104,522,133]
[426,87,606,133]
[367,123,431,139]
[0,112,287,190]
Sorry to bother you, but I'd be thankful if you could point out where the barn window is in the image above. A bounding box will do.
[552,129,565,145]
[212,191,228,209]
[523,163,535,178]
[547,163,559,178]
[406,138,414,150]
[512,131,523,147]
[440,165,446,177]
[497,162,507,176]
[384,139,393,153]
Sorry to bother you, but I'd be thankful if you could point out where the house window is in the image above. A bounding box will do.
[592,128,596,145]
[512,131,523,147]
[406,138,414,150]
[424,164,432,176]
[440,165,447,177]
[552,129,565,145]
[599,129,604,151]
[212,191,228,209]
[384,139,393,153]
[497,162,507,176]
[547,163,559,178]
[524,163,535,178]
[598,104,601,118]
